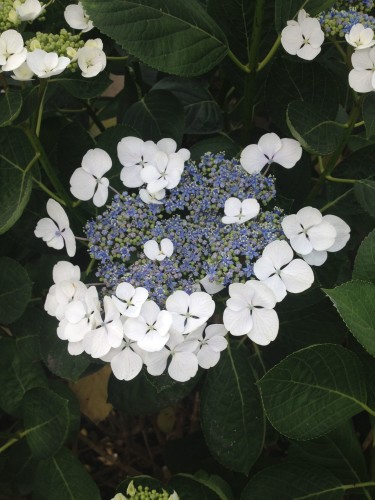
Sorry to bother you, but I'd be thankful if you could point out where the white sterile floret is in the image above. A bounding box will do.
[77,45,106,78]
[253,240,314,302]
[0,30,27,72]
[118,137,159,188]
[281,9,325,60]
[70,148,112,207]
[102,335,144,381]
[82,296,124,358]
[123,300,172,352]
[112,282,148,317]
[141,150,184,193]
[221,197,260,224]
[200,274,225,294]
[349,47,375,93]
[139,187,166,205]
[157,138,191,162]
[14,0,45,21]
[144,238,174,261]
[188,324,228,369]
[35,199,76,257]
[345,23,375,50]
[64,2,93,32]
[281,206,337,256]
[223,281,279,345]
[26,49,70,78]
[11,61,34,81]
[166,290,215,335]
[240,133,302,174]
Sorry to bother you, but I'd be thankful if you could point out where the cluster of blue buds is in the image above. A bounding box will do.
[319,1,375,36]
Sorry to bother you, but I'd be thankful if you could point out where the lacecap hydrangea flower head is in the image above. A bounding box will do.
[35,133,350,383]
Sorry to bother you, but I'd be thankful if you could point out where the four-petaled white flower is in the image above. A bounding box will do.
[240,133,302,174]
[103,336,144,381]
[144,238,174,261]
[35,199,76,257]
[139,187,166,205]
[222,197,260,224]
[281,206,337,256]
[349,47,375,93]
[141,151,184,193]
[253,240,314,302]
[64,2,94,32]
[14,0,45,21]
[189,324,228,369]
[77,45,106,78]
[281,9,325,60]
[0,30,27,72]
[345,23,375,50]
[112,282,149,317]
[70,148,112,207]
[26,49,70,78]
[157,138,190,162]
[118,137,159,188]
[223,281,279,345]
[166,290,215,335]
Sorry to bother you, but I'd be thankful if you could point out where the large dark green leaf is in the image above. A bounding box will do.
[354,180,375,217]
[257,344,369,439]
[201,344,264,474]
[82,0,228,77]
[363,92,375,138]
[53,72,112,99]
[190,135,240,161]
[0,91,22,127]
[0,257,32,324]
[0,440,37,497]
[275,0,336,32]
[353,228,375,283]
[170,473,232,500]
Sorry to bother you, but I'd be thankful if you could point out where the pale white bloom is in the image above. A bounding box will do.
[345,23,375,50]
[118,137,158,188]
[35,199,76,257]
[64,2,93,32]
[281,9,324,60]
[188,324,228,369]
[0,30,27,72]
[11,61,34,81]
[157,138,191,162]
[200,274,225,294]
[166,290,215,335]
[281,206,337,255]
[253,240,314,302]
[223,281,279,345]
[77,45,106,78]
[221,197,260,224]
[112,282,148,317]
[70,148,112,207]
[123,300,172,352]
[240,133,302,174]
[84,38,103,50]
[105,335,144,381]
[26,49,70,78]
[139,187,166,205]
[141,151,184,193]
[14,0,45,21]
[349,47,375,93]
[144,238,174,261]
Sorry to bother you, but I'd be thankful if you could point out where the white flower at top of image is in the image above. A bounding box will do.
[281,9,325,60]
[221,197,260,224]
[345,23,375,50]
[240,133,302,174]
[70,148,112,207]
[34,198,76,257]
[157,138,191,162]
[349,47,375,93]
[166,290,215,335]
[112,282,149,317]
[253,240,314,302]
[223,281,279,345]
[188,323,228,369]
[14,0,45,21]
[76,45,106,78]
[26,49,70,78]
[118,137,159,188]
[64,2,93,32]
[11,61,34,81]
[281,206,337,256]
[141,151,184,193]
[139,187,166,205]
[144,238,174,261]
[0,29,27,72]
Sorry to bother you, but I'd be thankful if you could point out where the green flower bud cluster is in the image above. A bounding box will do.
[113,481,177,499]
[0,0,20,30]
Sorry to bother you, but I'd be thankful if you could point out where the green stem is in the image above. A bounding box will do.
[325,175,357,184]
[257,35,281,72]
[34,79,48,137]
[227,50,250,73]
[331,37,347,63]
[253,342,267,375]
[85,101,105,133]
[84,258,95,279]
[354,120,365,128]
[106,55,129,61]
[296,481,375,499]
[320,188,354,213]
[0,429,28,454]
[32,176,67,205]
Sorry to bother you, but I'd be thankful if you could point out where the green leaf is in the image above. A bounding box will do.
[201,344,265,474]
[122,90,185,144]
[82,0,228,77]
[241,462,343,499]
[354,180,375,217]
[22,387,70,459]
[54,72,112,99]
[33,447,101,500]
[287,101,344,155]
[0,91,22,127]
[257,344,369,440]
[324,281,375,357]
[170,474,226,500]
[363,92,375,138]
[0,257,32,324]
[0,440,37,496]
[0,127,35,234]
[275,0,336,32]
[353,229,375,283]
[190,135,240,161]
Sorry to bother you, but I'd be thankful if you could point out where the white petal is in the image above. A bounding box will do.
[206,335,228,353]
[242,198,260,218]
[160,238,174,257]
[352,48,373,70]
[157,138,177,154]
[34,217,59,241]
[262,274,287,302]
[141,164,161,184]
[138,330,169,352]
[258,133,282,159]
[197,345,220,369]
[280,259,314,293]
[273,138,302,169]
[67,341,85,355]
[93,180,109,207]
[290,233,313,255]
[281,25,303,55]
[224,197,241,217]
[117,137,144,167]
[349,69,374,93]
[155,310,173,337]
[249,308,279,345]
[324,215,350,252]
[64,300,85,323]
[46,198,69,229]
[111,348,143,381]
[200,275,225,294]
[223,307,252,336]
[166,290,190,315]
[140,300,160,325]
[240,145,267,174]
[81,148,112,178]
[262,239,293,269]
[144,348,169,376]
[53,261,80,283]
[62,228,76,257]
[168,352,198,382]
[144,240,160,260]
[124,317,147,341]
[296,44,321,61]
[205,324,228,341]
[246,280,277,308]
[83,328,110,358]
[297,206,322,228]
[307,221,336,251]
[120,165,144,188]
[281,214,302,239]
[70,168,96,201]
[189,292,215,320]
[302,249,328,266]
[116,282,135,301]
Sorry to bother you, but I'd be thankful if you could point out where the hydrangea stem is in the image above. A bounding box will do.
[256,35,281,72]
[0,429,29,454]
[34,79,48,137]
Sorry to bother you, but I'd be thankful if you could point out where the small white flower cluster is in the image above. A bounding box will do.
[9,0,45,24]
[281,9,325,61]
[44,261,226,382]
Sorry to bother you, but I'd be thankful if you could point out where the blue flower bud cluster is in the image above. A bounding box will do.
[85,153,284,306]
[335,0,374,12]
[319,2,375,37]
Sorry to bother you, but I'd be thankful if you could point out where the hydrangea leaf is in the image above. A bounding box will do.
[170,473,232,500]
[0,257,32,325]
[0,440,37,497]
[81,0,228,77]
[257,344,369,440]
[354,180,375,217]
[353,229,375,283]
[275,0,336,33]
[200,343,265,474]
[190,135,240,161]
[324,281,375,357]
[0,91,22,127]
[33,447,101,500]
[363,92,375,138]
[54,72,112,99]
